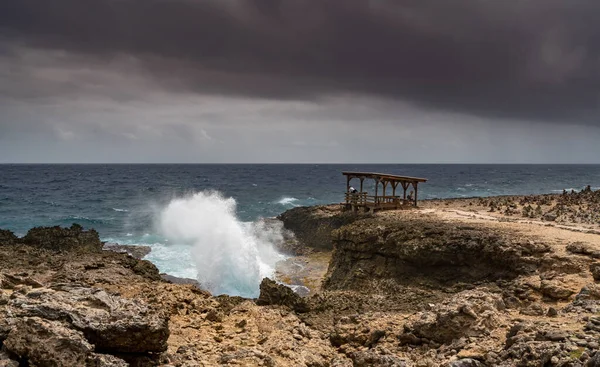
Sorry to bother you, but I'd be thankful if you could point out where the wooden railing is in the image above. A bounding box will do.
[345,193,411,206]
[345,192,368,205]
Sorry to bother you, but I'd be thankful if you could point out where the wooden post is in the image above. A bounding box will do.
[382,181,387,198]
[360,177,364,193]
[412,182,418,206]
[374,179,379,204]
[346,176,350,204]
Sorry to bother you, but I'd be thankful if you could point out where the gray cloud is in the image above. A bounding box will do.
[2,0,600,123]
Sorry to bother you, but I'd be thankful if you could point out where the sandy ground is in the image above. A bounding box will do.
[419,198,600,256]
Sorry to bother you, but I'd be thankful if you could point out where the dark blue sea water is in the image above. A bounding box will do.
[1,164,599,296]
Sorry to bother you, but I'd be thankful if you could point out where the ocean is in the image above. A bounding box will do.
[1,164,600,297]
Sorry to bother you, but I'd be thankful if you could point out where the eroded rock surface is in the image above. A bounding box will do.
[402,290,505,344]
[2,191,600,367]
[324,215,547,291]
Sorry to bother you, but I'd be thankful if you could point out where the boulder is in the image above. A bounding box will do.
[256,278,309,313]
[540,280,575,300]
[7,284,169,354]
[590,263,600,281]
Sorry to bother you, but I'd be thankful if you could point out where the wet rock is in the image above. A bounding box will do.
[103,243,151,259]
[129,259,162,281]
[22,224,103,253]
[540,280,575,300]
[403,290,504,344]
[160,274,202,289]
[7,284,169,354]
[256,278,309,313]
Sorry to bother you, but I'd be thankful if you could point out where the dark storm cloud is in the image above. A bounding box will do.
[2,0,600,122]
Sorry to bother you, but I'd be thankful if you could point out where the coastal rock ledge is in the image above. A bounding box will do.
[2,191,600,366]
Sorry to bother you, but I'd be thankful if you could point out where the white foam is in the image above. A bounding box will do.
[277,197,299,206]
[551,188,582,193]
[158,191,285,298]
[112,208,129,212]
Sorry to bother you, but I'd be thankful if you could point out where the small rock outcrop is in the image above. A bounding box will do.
[277,205,364,251]
[256,278,309,312]
[22,224,103,252]
[3,317,128,367]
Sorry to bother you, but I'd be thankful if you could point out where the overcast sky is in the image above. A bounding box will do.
[1,0,600,163]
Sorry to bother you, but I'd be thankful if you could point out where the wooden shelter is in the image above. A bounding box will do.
[342,171,427,212]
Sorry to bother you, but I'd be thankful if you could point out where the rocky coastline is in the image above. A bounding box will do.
[1,190,600,366]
